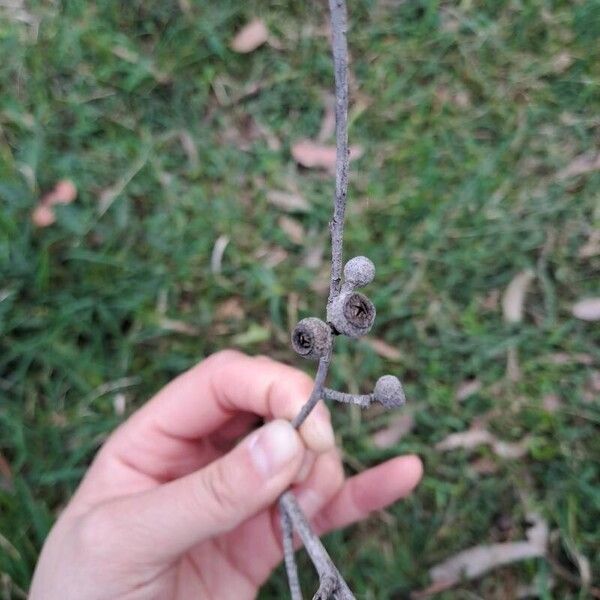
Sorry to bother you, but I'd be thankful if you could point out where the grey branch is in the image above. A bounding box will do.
[322,387,373,408]
[279,0,364,598]
[280,491,356,600]
[327,0,350,308]
[280,498,303,600]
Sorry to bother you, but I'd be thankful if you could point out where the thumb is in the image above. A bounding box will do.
[98,420,304,562]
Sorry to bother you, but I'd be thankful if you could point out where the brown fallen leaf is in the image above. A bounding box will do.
[579,229,600,258]
[266,190,311,213]
[502,269,535,324]
[302,238,325,269]
[371,414,415,449]
[255,245,288,268]
[215,297,245,321]
[469,457,498,475]
[507,345,522,382]
[31,179,78,227]
[455,379,482,401]
[47,180,77,205]
[230,18,269,54]
[278,215,305,245]
[572,298,600,321]
[552,51,573,74]
[436,427,529,459]
[589,371,600,393]
[365,338,403,361]
[558,152,600,179]
[291,139,363,171]
[317,93,336,142]
[31,203,56,227]
[542,394,562,413]
[158,317,200,336]
[481,289,500,312]
[424,513,548,593]
[546,352,593,366]
[0,451,13,492]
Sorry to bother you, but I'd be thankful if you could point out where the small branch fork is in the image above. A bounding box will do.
[278,0,357,598]
[277,0,405,596]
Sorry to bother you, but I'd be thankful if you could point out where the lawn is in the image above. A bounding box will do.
[1,0,599,598]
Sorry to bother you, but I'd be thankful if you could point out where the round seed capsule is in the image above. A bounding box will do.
[291,317,332,360]
[373,375,406,409]
[343,256,375,288]
[327,291,376,338]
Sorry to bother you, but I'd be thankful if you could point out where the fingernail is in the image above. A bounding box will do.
[296,489,324,518]
[248,420,302,479]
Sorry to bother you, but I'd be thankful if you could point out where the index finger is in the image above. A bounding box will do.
[106,349,334,465]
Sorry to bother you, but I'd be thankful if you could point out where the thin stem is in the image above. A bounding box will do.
[327,0,349,308]
[322,388,372,408]
[280,1,353,598]
[280,492,356,600]
[291,345,333,430]
[292,0,349,432]
[279,498,303,600]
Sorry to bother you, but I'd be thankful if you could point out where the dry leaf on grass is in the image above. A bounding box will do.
[365,337,403,361]
[481,289,500,311]
[302,239,325,269]
[546,352,593,366]
[455,379,482,401]
[278,216,305,245]
[542,394,562,413]
[507,345,522,382]
[255,245,288,268]
[317,93,336,142]
[371,414,415,448]
[230,18,269,53]
[579,229,600,258]
[291,139,363,171]
[266,190,310,213]
[572,298,600,321]
[215,298,245,321]
[113,393,126,416]
[551,51,573,74]
[0,452,13,492]
[558,152,600,179]
[31,179,77,227]
[502,269,535,324]
[422,513,548,594]
[211,235,229,274]
[158,317,200,336]
[32,204,57,227]
[436,427,529,459]
[469,457,498,475]
[589,371,600,393]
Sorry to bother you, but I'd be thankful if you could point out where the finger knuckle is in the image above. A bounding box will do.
[207,348,246,366]
[199,462,241,525]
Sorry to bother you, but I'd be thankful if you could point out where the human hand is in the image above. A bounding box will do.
[30,350,422,599]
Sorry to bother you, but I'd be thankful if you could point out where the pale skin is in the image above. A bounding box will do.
[30,350,423,599]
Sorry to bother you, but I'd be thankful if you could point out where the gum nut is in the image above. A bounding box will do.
[343,256,375,287]
[373,375,406,409]
[327,291,375,338]
[291,317,331,359]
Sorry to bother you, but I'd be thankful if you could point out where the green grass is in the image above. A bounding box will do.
[1,0,599,597]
